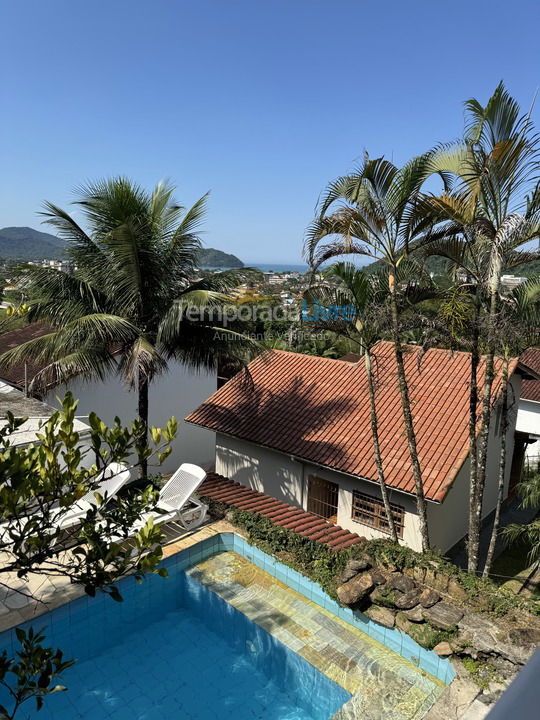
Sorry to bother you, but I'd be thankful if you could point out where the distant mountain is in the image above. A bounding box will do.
[0,226,64,261]
[197,248,243,268]
[0,227,245,269]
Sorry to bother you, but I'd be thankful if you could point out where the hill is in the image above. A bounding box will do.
[197,248,243,268]
[0,226,64,261]
[0,228,244,268]
[364,254,540,278]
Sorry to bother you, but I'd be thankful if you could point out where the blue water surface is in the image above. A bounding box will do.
[0,550,350,720]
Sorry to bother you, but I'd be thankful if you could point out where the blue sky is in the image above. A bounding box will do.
[2,0,539,263]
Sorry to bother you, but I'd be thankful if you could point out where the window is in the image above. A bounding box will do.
[307,475,339,524]
[351,491,404,538]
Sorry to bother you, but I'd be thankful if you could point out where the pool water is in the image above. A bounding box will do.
[0,557,350,720]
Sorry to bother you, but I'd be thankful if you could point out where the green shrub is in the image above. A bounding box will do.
[215,504,539,617]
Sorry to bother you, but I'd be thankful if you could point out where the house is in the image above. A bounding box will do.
[515,347,540,473]
[186,342,537,553]
[0,323,216,473]
[0,378,91,452]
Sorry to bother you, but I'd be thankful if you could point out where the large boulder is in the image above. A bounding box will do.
[418,588,440,608]
[395,588,423,610]
[423,602,464,630]
[458,613,540,665]
[337,572,374,605]
[365,605,395,628]
[338,556,372,583]
[388,572,416,594]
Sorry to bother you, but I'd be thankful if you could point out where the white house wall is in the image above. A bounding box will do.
[516,398,540,459]
[215,433,424,551]
[45,361,217,474]
[215,434,304,507]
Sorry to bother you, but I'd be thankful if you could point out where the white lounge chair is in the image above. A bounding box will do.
[130,463,208,534]
[50,461,131,532]
[0,462,131,546]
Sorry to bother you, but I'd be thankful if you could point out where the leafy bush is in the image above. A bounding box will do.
[221,507,539,617]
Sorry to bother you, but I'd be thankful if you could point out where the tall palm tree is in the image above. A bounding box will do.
[304,262,399,541]
[0,178,259,478]
[422,83,540,572]
[483,277,540,576]
[305,154,439,551]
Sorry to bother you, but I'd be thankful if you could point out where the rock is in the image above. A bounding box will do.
[405,605,425,623]
[369,568,388,585]
[337,572,374,605]
[395,612,413,634]
[365,605,395,628]
[369,585,397,608]
[395,588,423,610]
[388,572,416,594]
[433,641,453,656]
[446,578,468,605]
[431,571,451,594]
[423,602,463,630]
[339,557,372,582]
[418,588,440,608]
[412,566,426,584]
[456,613,535,665]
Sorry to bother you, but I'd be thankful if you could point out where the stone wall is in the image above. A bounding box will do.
[336,553,540,708]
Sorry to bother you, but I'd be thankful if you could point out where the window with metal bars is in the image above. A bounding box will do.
[351,490,404,538]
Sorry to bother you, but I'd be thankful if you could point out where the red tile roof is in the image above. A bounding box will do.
[520,348,540,403]
[0,323,53,390]
[199,473,364,550]
[186,342,518,503]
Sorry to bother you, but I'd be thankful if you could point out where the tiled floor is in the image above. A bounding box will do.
[189,551,445,720]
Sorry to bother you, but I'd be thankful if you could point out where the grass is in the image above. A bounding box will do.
[490,540,539,598]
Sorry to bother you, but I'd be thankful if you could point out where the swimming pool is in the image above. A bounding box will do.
[0,544,349,719]
[0,533,452,719]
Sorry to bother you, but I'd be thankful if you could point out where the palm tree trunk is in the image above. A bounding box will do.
[365,349,399,543]
[137,369,149,481]
[483,356,509,577]
[389,270,430,551]
[469,288,498,572]
[467,287,481,573]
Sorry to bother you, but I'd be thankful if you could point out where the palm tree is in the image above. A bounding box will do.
[305,154,439,551]
[422,83,540,572]
[304,262,399,541]
[0,178,259,478]
[483,277,540,576]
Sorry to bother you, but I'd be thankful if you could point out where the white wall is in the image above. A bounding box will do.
[517,398,540,459]
[216,434,304,506]
[45,361,217,474]
[215,433,424,550]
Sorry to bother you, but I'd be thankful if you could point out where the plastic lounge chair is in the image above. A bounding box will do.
[131,463,208,533]
[50,461,131,531]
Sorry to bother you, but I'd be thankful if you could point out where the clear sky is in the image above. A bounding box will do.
[2,0,539,263]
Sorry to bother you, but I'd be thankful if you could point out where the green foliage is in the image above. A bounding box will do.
[225,509,539,616]
[0,391,177,596]
[460,657,502,690]
[0,627,74,719]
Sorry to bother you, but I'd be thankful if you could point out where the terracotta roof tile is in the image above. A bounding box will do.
[187,342,516,502]
[198,473,364,549]
[520,348,540,403]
